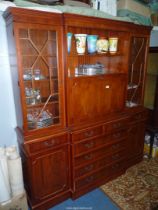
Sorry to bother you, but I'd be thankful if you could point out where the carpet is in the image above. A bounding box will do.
[49,189,119,210]
[101,158,158,210]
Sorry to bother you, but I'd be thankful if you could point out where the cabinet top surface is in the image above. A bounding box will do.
[3,7,152,33]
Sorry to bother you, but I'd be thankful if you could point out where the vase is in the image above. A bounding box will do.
[87,35,98,54]
[109,37,118,54]
[96,37,109,54]
[74,34,87,54]
[67,32,73,54]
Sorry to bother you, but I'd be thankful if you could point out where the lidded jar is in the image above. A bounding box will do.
[96,37,109,54]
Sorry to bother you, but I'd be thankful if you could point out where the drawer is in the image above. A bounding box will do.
[110,130,126,141]
[74,140,125,166]
[26,133,68,153]
[74,135,110,156]
[72,126,103,142]
[75,167,108,190]
[75,147,108,166]
[105,117,128,133]
[108,159,126,176]
[130,111,147,122]
[108,140,126,154]
[75,150,125,178]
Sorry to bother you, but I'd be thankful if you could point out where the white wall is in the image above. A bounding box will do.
[0,11,17,147]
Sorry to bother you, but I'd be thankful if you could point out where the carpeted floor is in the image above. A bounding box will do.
[101,158,158,210]
[49,189,119,210]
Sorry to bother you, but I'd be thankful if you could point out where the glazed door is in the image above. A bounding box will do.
[14,23,65,132]
[30,145,69,201]
[127,36,148,107]
[67,74,126,126]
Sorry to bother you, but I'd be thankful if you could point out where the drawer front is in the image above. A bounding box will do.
[72,126,103,142]
[108,159,126,176]
[105,117,128,133]
[130,111,147,122]
[75,167,108,190]
[110,130,126,142]
[108,140,126,154]
[75,150,125,178]
[75,148,107,166]
[74,140,126,166]
[27,133,68,153]
[74,135,109,156]
[75,159,126,190]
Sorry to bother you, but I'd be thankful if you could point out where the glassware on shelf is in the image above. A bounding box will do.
[25,87,41,105]
[34,69,41,80]
[126,101,138,108]
[75,63,106,76]
[74,34,87,54]
[23,69,32,81]
[127,83,138,90]
[27,109,53,129]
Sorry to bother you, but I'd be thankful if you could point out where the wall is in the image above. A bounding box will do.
[0,11,17,147]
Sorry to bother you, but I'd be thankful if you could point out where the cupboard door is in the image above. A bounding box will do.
[127,121,146,159]
[127,36,148,107]
[67,74,126,125]
[30,145,69,200]
[14,24,65,131]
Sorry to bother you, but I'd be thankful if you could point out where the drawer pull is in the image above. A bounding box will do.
[113,122,121,129]
[135,114,142,120]
[112,144,120,150]
[112,154,120,160]
[112,163,120,169]
[84,142,94,149]
[84,154,93,160]
[113,132,121,138]
[85,164,94,172]
[86,176,94,183]
[84,130,94,138]
[44,140,55,147]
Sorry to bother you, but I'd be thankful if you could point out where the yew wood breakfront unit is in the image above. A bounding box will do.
[4,7,152,210]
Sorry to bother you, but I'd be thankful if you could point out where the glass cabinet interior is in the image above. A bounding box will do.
[18,28,61,130]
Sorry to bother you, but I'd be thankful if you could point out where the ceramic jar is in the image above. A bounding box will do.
[74,34,87,54]
[67,32,73,54]
[109,37,118,54]
[87,35,98,54]
[96,37,109,54]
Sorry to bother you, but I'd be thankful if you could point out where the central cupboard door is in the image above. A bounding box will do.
[67,74,127,126]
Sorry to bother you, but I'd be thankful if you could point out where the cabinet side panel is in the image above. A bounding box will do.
[6,22,23,130]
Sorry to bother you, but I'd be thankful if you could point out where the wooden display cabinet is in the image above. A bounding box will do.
[4,7,152,210]
[4,8,70,210]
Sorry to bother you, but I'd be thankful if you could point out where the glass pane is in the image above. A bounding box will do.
[127,37,147,107]
[19,28,60,130]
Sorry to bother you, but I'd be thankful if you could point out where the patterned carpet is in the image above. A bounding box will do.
[101,158,158,210]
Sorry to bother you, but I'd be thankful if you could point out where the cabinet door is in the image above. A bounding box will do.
[30,145,69,201]
[127,121,146,159]
[67,74,126,125]
[127,36,148,107]
[14,24,65,131]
